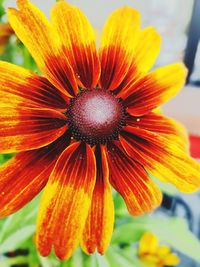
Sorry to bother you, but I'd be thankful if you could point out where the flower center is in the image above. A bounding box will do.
[67,89,126,145]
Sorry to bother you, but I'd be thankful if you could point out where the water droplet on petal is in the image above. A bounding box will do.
[76,73,81,79]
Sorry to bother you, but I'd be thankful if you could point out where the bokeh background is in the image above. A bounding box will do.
[0,0,200,266]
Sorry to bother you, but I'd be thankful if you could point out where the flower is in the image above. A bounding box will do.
[0,23,14,55]
[0,0,199,260]
[139,232,180,267]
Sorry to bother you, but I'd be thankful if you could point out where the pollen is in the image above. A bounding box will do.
[66,88,126,145]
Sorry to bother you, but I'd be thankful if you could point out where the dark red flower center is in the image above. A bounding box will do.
[67,89,126,145]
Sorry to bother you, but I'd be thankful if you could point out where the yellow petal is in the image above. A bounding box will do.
[126,112,189,152]
[51,1,100,88]
[120,126,200,193]
[8,0,77,98]
[157,245,171,257]
[135,27,161,73]
[81,146,114,255]
[117,27,161,96]
[139,232,159,255]
[36,143,96,260]
[123,63,187,116]
[100,7,140,90]
[163,253,180,266]
[141,255,159,266]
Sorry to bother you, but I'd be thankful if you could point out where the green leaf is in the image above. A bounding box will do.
[0,195,39,242]
[106,247,145,267]
[0,225,35,253]
[95,253,110,267]
[112,216,200,263]
[149,217,200,263]
[86,254,98,267]
[0,0,5,20]
[0,256,29,267]
[71,247,84,267]
[112,216,148,244]
[38,255,54,267]
[0,154,13,165]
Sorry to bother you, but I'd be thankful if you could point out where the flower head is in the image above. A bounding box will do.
[0,0,199,260]
[139,232,180,267]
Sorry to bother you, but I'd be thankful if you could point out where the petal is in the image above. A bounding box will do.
[36,142,96,260]
[120,126,200,193]
[81,145,114,255]
[123,63,187,116]
[163,253,180,265]
[0,132,71,217]
[8,0,78,98]
[139,232,159,256]
[0,107,67,153]
[0,61,68,111]
[99,7,140,91]
[140,255,159,265]
[116,27,161,96]
[51,1,100,89]
[127,112,189,152]
[133,27,161,73]
[106,141,162,216]
[157,245,171,257]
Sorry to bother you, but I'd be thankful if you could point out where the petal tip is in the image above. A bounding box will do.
[54,247,73,261]
[170,62,188,80]
[97,247,106,256]
[16,0,28,9]
[7,7,18,15]
[148,26,162,43]
[83,245,96,255]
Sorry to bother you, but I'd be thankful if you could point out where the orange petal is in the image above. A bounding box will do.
[127,112,189,152]
[51,1,100,89]
[0,23,14,55]
[81,145,114,255]
[8,0,78,98]
[120,126,200,193]
[123,63,187,116]
[106,141,162,216]
[0,23,14,35]
[99,7,140,91]
[0,107,67,153]
[116,27,161,96]
[36,142,96,260]
[0,61,68,111]
[0,132,71,217]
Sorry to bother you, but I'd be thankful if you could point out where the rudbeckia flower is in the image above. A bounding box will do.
[0,23,14,55]
[139,232,180,267]
[0,0,199,260]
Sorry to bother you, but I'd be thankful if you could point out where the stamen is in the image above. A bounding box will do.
[66,88,126,145]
